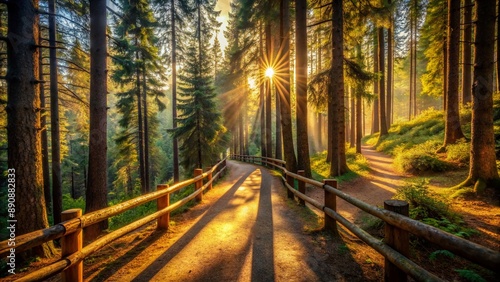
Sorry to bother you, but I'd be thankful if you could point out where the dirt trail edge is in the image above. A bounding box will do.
[101,161,372,281]
[307,145,406,223]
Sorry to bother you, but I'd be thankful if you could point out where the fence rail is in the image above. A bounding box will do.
[231,154,500,282]
[1,158,228,282]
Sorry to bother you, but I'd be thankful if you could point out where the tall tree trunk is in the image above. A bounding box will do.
[409,11,414,119]
[171,0,179,183]
[462,0,472,105]
[330,0,349,176]
[260,23,266,157]
[86,0,108,240]
[296,0,311,176]
[280,0,297,171]
[372,28,379,133]
[7,0,56,260]
[440,0,465,151]
[142,63,150,192]
[136,50,146,194]
[49,0,62,225]
[239,108,244,154]
[356,44,363,154]
[387,0,393,126]
[275,84,282,159]
[265,23,273,158]
[497,0,500,92]
[378,27,388,136]
[350,86,355,147]
[412,3,417,116]
[38,29,51,211]
[461,0,499,190]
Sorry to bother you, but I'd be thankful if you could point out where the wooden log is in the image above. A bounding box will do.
[61,209,82,282]
[384,200,409,282]
[323,179,337,234]
[157,184,170,230]
[297,170,306,206]
[322,183,500,271]
[286,173,294,199]
[194,168,203,202]
[206,167,213,190]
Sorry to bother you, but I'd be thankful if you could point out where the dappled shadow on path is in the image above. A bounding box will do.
[131,168,258,281]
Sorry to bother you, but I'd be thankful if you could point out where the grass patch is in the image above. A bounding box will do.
[310,147,370,182]
[446,139,470,164]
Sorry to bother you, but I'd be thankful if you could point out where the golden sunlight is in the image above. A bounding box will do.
[265,67,275,78]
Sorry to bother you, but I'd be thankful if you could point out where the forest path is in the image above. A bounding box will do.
[99,160,369,281]
[307,145,407,223]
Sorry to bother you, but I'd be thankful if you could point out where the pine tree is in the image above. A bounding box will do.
[171,0,227,171]
[112,0,166,194]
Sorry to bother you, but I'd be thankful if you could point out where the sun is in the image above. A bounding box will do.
[265,67,275,78]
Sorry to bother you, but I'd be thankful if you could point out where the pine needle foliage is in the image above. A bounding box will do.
[171,0,228,171]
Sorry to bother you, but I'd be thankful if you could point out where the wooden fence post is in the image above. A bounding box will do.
[194,168,203,202]
[297,170,305,206]
[206,167,213,190]
[384,200,409,282]
[323,179,337,233]
[157,184,170,230]
[286,173,294,199]
[61,209,82,282]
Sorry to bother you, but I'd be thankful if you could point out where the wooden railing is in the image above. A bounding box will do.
[0,158,228,282]
[231,154,500,282]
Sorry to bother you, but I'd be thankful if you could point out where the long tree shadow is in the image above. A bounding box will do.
[132,168,257,281]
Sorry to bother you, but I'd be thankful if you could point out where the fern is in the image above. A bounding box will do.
[454,269,486,282]
[429,250,455,261]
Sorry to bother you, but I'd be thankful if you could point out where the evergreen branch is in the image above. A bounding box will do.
[0,37,7,41]
[36,10,90,32]
[33,44,67,50]
[58,82,90,90]
[308,19,332,28]
[59,84,89,107]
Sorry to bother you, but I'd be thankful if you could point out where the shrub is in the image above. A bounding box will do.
[446,139,470,164]
[393,141,447,173]
[394,180,477,238]
[394,179,451,220]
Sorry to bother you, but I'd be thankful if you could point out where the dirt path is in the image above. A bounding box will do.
[307,145,406,223]
[96,161,374,281]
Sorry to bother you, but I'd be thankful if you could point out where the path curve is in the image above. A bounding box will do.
[307,145,406,223]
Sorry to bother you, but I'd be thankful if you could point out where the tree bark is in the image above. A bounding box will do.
[171,0,179,183]
[462,0,500,190]
[378,27,388,136]
[265,23,273,158]
[330,0,349,176]
[260,23,266,157]
[38,29,51,211]
[136,49,146,194]
[372,28,379,133]
[86,0,108,241]
[387,0,393,126]
[280,0,297,172]
[7,0,56,260]
[275,83,282,159]
[350,86,355,147]
[462,0,472,105]
[356,44,363,154]
[142,63,150,192]
[296,0,311,176]
[49,0,62,225]
[440,0,465,150]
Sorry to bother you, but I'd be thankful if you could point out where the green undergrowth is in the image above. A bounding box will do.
[310,147,370,182]
[364,99,500,173]
[393,179,477,238]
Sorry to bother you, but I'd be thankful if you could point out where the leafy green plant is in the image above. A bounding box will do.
[454,269,486,282]
[393,141,447,173]
[429,250,455,261]
[446,139,470,164]
[394,180,477,238]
